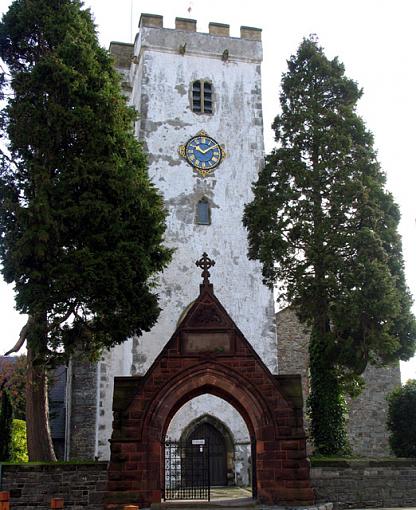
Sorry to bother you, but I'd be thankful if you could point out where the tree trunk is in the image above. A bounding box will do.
[25,348,56,461]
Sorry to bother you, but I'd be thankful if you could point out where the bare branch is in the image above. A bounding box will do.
[0,147,25,173]
[0,61,11,77]
[4,316,33,355]
[46,304,78,333]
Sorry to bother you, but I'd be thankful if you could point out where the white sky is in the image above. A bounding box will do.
[0,0,415,383]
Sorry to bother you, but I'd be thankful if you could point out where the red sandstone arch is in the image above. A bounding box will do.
[146,363,273,439]
[106,281,315,508]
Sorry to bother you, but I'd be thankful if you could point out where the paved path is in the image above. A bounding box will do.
[152,487,416,510]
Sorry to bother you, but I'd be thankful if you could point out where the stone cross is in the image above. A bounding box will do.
[195,252,215,286]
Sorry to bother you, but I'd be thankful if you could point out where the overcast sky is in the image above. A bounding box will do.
[0,0,415,382]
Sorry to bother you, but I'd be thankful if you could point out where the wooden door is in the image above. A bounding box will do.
[188,423,227,486]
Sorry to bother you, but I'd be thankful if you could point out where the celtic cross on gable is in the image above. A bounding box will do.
[195,252,215,286]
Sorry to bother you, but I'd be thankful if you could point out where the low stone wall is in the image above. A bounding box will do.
[311,458,416,509]
[0,463,107,510]
[1,460,416,509]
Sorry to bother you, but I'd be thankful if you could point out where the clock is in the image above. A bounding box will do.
[179,130,225,177]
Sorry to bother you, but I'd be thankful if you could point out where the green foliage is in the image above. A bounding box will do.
[0,0,172,363]
[0,356,26,419]
[387,379,416,457]
[0,385,13,461]
[243,37,416,454]
[10,419,28,462]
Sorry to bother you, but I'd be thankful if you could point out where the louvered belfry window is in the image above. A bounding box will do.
[192,81,213,114]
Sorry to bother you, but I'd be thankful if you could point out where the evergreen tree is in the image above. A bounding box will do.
[387,379,416,457]
[0,0,172,460]
[243,37,416,454]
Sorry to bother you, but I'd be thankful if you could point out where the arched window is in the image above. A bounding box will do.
[192,80,213,114]
[196,197,210,225]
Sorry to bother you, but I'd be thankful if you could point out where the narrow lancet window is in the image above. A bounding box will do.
[192,81,213,114]
[196,198,210,225]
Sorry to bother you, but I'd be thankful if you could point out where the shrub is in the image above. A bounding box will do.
[11,419,28,462]
[387,379,416,457]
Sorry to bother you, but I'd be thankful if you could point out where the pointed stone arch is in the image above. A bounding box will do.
[106,265,315,508]
[178,412,236,447]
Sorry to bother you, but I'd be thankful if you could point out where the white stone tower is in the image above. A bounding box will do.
[84,15,276,484]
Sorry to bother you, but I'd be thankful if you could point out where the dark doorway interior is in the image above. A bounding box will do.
[188,422,227,486]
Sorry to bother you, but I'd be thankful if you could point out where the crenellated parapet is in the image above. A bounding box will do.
[139,13,261,41]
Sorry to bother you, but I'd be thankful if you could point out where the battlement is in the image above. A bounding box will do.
[110,13,262,73]
[139,13,261,41]
[109,41,133,70]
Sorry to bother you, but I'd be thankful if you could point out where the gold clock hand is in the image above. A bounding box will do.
[200,144,219,154]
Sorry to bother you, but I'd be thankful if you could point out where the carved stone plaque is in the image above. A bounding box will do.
[183,332,231,353]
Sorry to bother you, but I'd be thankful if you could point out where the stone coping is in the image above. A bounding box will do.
[258,505,332,510]
[311,457,416,468]
[149,504,332,510]
[0,461,108,470]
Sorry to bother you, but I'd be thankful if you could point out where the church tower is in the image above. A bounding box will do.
[64,13,400,473]
[86,15,277,481]
[127,13,276,375]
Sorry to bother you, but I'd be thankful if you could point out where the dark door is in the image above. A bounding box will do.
[188,423,227,486]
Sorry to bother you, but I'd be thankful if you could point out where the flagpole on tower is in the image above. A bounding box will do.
[130,0,133,42]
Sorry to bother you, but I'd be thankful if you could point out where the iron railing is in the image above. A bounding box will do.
[164,440,210,501]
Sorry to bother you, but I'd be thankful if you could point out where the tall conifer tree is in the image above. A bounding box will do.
[243,37,416,454]
[0,0,172,460]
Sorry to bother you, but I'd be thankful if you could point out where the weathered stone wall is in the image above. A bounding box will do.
[2,460,416,509]
[276,307,310,439]
[68,358,98,460]
[346,362,401,456]
[276,306,401,456]
[0,463,107,510]
[312,459,416,509]
[95,342,133,461]
[108,42,133,96]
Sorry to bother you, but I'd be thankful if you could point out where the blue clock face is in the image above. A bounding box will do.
[185,134,223,175]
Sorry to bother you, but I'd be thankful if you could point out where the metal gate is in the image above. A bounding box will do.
[164,440,210,500]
